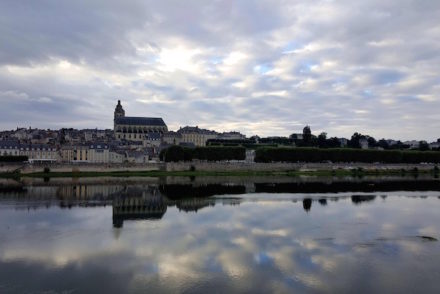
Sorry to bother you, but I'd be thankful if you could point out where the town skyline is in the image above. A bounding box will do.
[0,98,438,143]
[0,99,440,142]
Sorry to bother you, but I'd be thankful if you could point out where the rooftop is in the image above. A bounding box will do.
[178,126,217,135]
[115,116,166,127]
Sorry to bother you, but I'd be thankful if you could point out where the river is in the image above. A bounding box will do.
[1,176,440,293]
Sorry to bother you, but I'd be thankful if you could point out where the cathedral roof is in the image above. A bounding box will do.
[115,116,166,127]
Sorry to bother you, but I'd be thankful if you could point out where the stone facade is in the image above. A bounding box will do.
[177,126,218,147]
[162,131,182,145]
[61,144,124,163]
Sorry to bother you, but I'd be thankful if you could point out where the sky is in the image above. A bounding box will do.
[0,0,439,141]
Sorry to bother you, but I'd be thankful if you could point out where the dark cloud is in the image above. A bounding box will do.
[0,0,439,140]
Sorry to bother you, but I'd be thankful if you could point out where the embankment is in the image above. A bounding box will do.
[0,161,438,177]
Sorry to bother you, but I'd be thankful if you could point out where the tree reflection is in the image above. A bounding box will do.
[303,198,312,212]
[318,199,327,206]
[351,195,376,205]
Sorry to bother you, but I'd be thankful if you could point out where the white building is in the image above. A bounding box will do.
[0,141,21,156]
[20,144,58,163]
[404,140,420,149]
[177,126,218,147]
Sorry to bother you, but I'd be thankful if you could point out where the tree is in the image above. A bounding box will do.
[303,126,312,145]
[419,141,430,151]
[164,145,185,162]
[377,139,389,150]
[303,198,312,212]
[367,136,377,147]
[390,140,409,150]
[349,132,363,148]
[327,137,341,148]
[317,132,327,148]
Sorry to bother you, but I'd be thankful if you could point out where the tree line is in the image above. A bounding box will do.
[160,145,246,162]
[255,147,440,163]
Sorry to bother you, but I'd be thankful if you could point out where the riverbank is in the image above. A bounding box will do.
[0,161,438,178]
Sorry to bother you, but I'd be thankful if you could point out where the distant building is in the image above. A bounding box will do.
[0,141,21,156]
[26,145,58,163]
[359,138,369,149]
[429,142,440,150]
[177,126,218,147]
[250,135,260,143]
[84,131,93,142]
[218,131,246,140]
[386,139,398,146]
[61,145,89,162]
[125,150,152,163]
[404,140,420,149]
[145,132,162,147]
[162,131,182,145]
[113,100,168,143]
[338,138,348,147]
[289,133,303,140]
[11,128,30,141]
[61,144,124,163]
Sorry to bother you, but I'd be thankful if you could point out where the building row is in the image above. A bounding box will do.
[0,141,154,164]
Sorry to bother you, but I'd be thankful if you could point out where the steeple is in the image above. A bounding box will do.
[114,100,125,120]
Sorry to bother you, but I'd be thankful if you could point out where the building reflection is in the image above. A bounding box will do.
[111,185,234,227]
[112,190,167,228]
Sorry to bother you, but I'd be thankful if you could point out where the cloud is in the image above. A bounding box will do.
[0,0,439,140]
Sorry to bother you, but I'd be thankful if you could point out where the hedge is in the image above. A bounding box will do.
[162,146,246,162]
[0,156,28,162]
[254,147,440,164]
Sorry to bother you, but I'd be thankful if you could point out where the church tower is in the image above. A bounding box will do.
[114,100,125,120]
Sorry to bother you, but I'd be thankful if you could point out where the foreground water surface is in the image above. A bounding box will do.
[1,176,440,293]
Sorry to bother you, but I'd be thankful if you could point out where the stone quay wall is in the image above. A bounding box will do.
[164,161,437,172]
[0,161,438,174]
[0,163,163,174]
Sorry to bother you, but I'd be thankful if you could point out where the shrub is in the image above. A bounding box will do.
[159,149,166,161]
[164,145,185,162]
[0,156,28,162]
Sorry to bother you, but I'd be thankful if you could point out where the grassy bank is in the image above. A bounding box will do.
[1,167,438,179]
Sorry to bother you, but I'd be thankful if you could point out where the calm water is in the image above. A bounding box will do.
[1,176,440,293]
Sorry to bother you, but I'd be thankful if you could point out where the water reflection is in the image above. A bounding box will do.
[303,198,312,212]
[318,199,327,206]
[351,195,376,205]
[2,177,440,227]
[1,177,440,293]
[112,188,167,228]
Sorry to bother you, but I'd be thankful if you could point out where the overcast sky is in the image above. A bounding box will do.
[0,0,439,140]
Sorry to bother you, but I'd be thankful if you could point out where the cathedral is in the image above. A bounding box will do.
[113,100,168,144]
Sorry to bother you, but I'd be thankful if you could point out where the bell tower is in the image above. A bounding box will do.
[114,100,125,120]
[114,100,125,131]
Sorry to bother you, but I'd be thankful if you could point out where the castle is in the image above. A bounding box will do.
[113,100,168,145]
